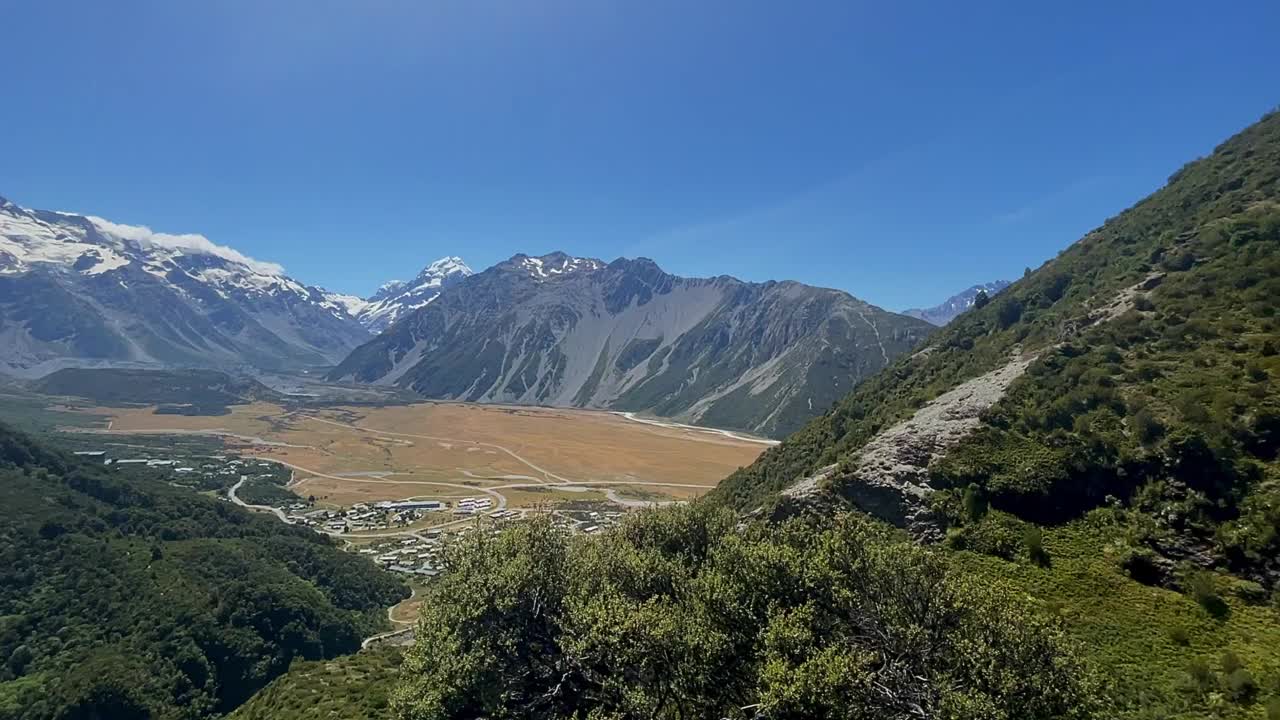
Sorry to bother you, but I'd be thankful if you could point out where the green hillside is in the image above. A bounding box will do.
[703,111,1280,718]
[714,109,1280,542]
[0,424,408,720]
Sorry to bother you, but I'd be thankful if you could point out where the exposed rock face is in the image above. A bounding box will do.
[0,195,369,376]
[800,273,1164,536]
[828,355,1036,537]
[330,252,935,438]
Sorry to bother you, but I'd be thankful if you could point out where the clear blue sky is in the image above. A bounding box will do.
[2,1,1277,310]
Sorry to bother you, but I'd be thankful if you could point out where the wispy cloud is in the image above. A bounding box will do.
[87,216,285,275]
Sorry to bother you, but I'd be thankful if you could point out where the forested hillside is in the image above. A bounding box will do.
[703,112,1280,717]
[0,424,407,720]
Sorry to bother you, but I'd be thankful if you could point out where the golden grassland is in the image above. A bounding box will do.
[84,401,766,510]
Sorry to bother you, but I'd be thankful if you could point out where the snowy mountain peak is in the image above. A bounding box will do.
[410,256,472,289]
[508,252,604,280]
[350,255,474,332]
[0,195,370,374]
[903,280,1012,326]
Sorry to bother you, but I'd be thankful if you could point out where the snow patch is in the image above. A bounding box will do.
[86,216,286,276]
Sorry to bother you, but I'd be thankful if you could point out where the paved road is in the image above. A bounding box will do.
[602,488,679,508]
[227,475,292,523]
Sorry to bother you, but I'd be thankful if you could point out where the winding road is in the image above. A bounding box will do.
[226,475,292,523]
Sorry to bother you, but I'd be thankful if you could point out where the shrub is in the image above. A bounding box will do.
[997,297,1024,329]
[1223,667,1257,702]
[1119,546,1163,585]
[963,483,989,523]
[1235,580,1268,605]
[1024,526,1050,567]
[395,509,1104,720]
[1182,658,1216,696]
[1186,571,1229,617]
[1131,408,1166,444]
[1266,696,1280,720]
[1167,626,1190,647]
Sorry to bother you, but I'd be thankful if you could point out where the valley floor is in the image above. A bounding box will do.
[66,399,768,519]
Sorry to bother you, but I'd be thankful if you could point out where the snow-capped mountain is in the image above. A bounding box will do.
[0,194,369,377]
[902,280,1012,326]
[347,256,473,332]
[330,251,935,438]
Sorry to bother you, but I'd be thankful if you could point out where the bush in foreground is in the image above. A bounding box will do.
[394,506,1103,720]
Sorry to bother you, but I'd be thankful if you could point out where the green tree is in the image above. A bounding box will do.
[394,508,1102,720]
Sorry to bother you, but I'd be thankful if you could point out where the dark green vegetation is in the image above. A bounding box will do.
[0,385,106,432]
[236,466,303,507]
[35,367,277,415]
[395,507,1101,720]
[228,649,404,720]
[706,111,1280,717]
[0,424,407,720]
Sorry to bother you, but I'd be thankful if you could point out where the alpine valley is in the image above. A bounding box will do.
[0,195,937,438]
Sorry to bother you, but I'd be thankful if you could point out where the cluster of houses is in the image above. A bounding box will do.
[453,496,494,515]
[78,449,276,486]
[289,500,444,533]
[362,534,444,577]
[552,508,625,535]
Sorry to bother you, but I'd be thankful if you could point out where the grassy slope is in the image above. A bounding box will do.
[956,512,1280,719]
[227,649,403,720]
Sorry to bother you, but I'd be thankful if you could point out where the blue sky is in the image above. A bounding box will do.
[2,1,1277,310]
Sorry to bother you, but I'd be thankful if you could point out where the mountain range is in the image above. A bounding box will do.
[0,194,972,437]
[0,196,370,377]
[329,251,934,437]
[902,280,1011,325]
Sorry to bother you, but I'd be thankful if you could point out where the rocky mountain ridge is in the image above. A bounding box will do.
[329,251,935,438]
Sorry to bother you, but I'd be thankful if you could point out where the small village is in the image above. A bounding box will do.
[356,505,627,578]
[77,445,633,582]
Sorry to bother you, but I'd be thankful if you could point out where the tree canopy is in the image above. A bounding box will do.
[0,423,407,720]
[394,506,1101,720]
